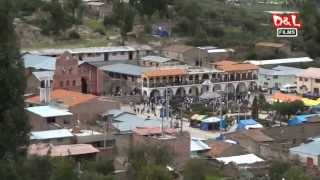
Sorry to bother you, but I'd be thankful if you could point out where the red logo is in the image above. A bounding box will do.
[272,13,302,29]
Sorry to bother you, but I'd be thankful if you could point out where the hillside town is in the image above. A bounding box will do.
[1,0,320,180]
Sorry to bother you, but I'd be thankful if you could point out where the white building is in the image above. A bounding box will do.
[25,45,152,62]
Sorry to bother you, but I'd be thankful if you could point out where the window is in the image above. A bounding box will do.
[63,119,69,124]
[46,117,56,124]
[299,77,303,81]
[66,80,70,86]
[40,80,45,88]
[72,80,76,86]
[69,68,73,74]
[273,75,278,79]
[316,79,320,83]
[120,51,125,55]
[112,52,117,56]
[60,81,64,87]
[305,78,308,82]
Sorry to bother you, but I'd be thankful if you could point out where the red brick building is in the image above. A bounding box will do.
[53,52,81,92]
[79,62,106,95]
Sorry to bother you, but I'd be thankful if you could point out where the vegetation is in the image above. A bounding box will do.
[127,144,173,180]
[0,0,30,159]
[183,159,224,180]
[269,161,312,180]
[272,100,304,122]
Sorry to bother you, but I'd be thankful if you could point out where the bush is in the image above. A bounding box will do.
[68,30,80,39]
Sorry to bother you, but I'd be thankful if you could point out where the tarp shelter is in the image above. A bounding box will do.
[237,119,263,130]
[302,98,320,107]
[288,114,319,126]
[191,114,207,121]
[200,117,227,131]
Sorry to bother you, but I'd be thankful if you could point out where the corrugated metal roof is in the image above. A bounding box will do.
[32,71,54,81]
[141,56,172,63]
[260,66,304,76]
[25,46,136,56]
[290,140,320,156]
[30,129,73,140]
[99,63,149,76]
[23,54,56,71]
[26,106,73,118]
[216,154,264,165]
[191,138,211,152]
[112,112,167,132]
[246,57,313,66]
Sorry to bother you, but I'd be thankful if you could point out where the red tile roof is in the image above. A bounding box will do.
[228,129,274,143]
[272,92,302,103]
[133,127,176,136]
[26,89,97,107]
[143,68,187,77]
[28,143,99,157]
[214,61,258,72]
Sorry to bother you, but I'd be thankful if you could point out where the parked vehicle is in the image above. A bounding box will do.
[280,84,297,93]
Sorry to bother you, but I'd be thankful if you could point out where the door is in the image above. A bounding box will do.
[129,52,133,60]
[307,157,314,167]
[81,78,88,94]
[104,53,109,61]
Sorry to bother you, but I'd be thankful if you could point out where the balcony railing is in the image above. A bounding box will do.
[143,76,258,88]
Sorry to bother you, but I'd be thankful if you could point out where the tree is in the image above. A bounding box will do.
[49,159,78,180]
[0,0,30,159]
[127,144,173,180]
[64,0,84,24]
[84,159,114,176]
[41,0,73,35]
[272,100,304,122]
[251,96,259,120]
[111,1,136,45]
[300,0,320,58]
[183,159,224,180]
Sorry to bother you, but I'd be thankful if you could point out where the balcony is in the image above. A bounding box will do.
[143,76,258,88]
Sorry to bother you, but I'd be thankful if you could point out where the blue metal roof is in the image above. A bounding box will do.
[290,140,320,156]
[99,63,149,76]
[23,54,56,71]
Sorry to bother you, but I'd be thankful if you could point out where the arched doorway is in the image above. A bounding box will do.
[164,88,174,99]
[176,87,186,97]
[81,78,88,94]
[212,84,222,92]
[225,83,235,97]
[236,82,247,100]
[189,86,199,96]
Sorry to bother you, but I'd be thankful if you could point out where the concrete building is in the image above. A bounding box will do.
[258,65,304,89]
[138,56,182,67]
[132,127,190,169]
[26,106,73,130]
[142,61,258,100]
[100,63,151,96]
[198,46,234,65]
[30,129,74,145]
[255,42,291,58]
[26,71,54,95]
[161,44,207,66]
[297,68,320,95]
[290,137,320,167]
[28,143,99,160]
[25,45,152,62]
[26,89,121,124]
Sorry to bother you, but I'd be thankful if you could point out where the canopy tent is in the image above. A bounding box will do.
[288,114,319,126]
[237,119,262,130]
[302,98,320,107]
[200,117,227,131]
[191,114,207,121]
